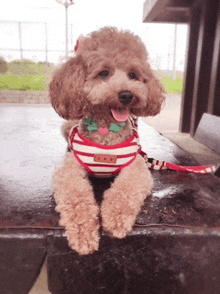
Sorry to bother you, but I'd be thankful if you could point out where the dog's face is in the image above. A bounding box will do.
[49,27,165,120]
[83,55,151,121]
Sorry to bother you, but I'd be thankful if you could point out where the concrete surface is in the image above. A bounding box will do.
[143,93,220,166]
[5,93,217,293]
[29,262,49,294]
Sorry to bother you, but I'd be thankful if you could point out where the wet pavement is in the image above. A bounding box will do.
[143,93,220,166]
[1,104,220,294]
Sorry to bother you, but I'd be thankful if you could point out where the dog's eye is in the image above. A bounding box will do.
[129,72,138,80]
[98,70,109,78]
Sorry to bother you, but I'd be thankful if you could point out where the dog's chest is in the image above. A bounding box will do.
[68,126,140,177]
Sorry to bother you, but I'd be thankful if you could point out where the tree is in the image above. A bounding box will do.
[0,57,8,74]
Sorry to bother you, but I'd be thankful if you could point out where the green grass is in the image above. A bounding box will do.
[0,70,184,93]
[0,75,49,91]
[161,76,183,94]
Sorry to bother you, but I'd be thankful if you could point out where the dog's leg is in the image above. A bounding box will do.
[52,152,100,255]
[101,154,153,238]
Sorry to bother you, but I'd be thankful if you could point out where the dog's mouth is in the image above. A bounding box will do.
[110,108,129,122]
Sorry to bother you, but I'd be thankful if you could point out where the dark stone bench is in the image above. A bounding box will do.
[1,104,220,294]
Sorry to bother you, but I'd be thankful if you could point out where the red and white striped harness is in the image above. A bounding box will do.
[69,125,141,177]
[68,122,216,176]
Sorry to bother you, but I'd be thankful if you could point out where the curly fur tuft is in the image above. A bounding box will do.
[49,55,91,119]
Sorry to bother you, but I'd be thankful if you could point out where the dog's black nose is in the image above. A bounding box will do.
[118,90,133,106]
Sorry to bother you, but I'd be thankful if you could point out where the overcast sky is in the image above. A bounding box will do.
[0,0,188,69]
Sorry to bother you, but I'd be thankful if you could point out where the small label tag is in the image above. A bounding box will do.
[94,154,117,164]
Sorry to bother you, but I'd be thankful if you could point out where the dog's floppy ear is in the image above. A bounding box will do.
[138,70,166,117]
[49,55,90,119]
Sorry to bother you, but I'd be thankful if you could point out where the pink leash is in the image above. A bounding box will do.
[140,150,216,174]
[130,117,216,175]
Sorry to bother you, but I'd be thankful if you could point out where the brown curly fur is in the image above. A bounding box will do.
[49,27,165,255]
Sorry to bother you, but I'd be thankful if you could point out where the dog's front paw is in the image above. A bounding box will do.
[101,190,138,239]
[57,201,100,255]
[66,219,100,255]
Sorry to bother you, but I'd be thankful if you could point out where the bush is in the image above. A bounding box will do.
[0,57,8,74]
[7,60,54,75]
[9,60,39,75]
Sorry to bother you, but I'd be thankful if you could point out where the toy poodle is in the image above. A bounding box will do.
[49,27,165,255]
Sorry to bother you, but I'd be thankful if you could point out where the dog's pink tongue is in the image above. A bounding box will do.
[111,109,129,122]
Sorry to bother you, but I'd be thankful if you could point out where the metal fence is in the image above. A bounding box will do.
[0,21,187,76]
[0,21,76,75]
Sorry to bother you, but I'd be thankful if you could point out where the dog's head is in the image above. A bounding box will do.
[49,27,165,121]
